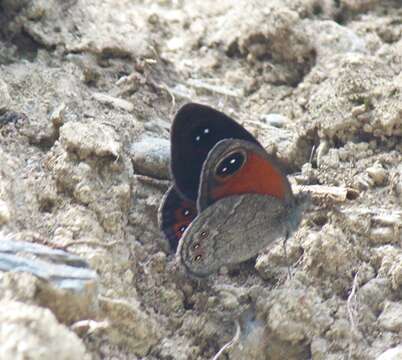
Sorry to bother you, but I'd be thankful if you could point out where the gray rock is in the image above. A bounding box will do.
[0,236,98,324]
[0,237,96,287]
[0,252,94,290]
[378,301,402,332]
[130,136,170,179]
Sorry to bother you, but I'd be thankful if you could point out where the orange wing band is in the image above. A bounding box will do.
[211,152,287,201]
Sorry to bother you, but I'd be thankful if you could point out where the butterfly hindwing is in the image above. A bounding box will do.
[170,103,262,202]
[158,185,197,252]
[179,193,289,277]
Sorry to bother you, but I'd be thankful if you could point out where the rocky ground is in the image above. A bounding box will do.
[0,0,401,359]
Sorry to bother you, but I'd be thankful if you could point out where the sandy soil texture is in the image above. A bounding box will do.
[0,0,401,359]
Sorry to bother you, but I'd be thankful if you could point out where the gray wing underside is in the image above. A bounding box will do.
[180,194,292,276]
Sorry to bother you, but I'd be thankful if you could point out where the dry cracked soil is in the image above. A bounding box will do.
[0,0,401,359]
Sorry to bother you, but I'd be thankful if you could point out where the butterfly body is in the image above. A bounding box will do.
[158,103,302,277]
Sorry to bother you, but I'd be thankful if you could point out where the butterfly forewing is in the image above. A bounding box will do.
[170,103,262,201]
[197,139,295,212]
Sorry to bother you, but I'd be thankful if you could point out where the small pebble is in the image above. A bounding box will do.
[367,163,387,186]
[351,104,367,117]
[260,113,289,128]
[130,137,170,179]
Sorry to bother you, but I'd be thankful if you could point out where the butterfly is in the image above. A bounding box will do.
[158,103,301,277]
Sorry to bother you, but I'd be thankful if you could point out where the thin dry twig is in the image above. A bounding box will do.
[62,239,122,250]
[347,271,360,335]
[309,143,316,164]
[187,78,242,98]
[347,271,361,358]
[293,184,356,202]
[211,319,241,360]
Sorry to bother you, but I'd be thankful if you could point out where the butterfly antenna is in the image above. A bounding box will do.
[283,230,292,280]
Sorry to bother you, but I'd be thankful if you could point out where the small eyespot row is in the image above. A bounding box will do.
[200,230,208,239]
[194,255,202,262]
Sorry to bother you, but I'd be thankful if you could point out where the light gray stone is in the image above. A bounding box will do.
[378,301,402,332]
[0,79,11,112]
[130,136,170,179]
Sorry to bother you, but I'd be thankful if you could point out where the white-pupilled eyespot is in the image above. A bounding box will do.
[215,150,246,179]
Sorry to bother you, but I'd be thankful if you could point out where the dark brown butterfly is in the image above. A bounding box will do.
[159,103,301,276]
